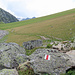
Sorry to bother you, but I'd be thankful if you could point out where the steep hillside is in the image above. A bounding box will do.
[0,8,19,23]
[0,8,75,45]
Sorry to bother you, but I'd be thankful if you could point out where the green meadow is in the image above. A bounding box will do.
[0,8,75,46]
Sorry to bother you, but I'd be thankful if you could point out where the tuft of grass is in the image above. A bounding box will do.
[61,70,75,75]
[26,47,44,56]
[70,47,75,50]
[47,44,53,48]
[18,69,34,75]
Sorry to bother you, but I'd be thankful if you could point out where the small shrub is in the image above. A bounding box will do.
[70,47,75,50]
[18,69,34,75]
[71,40,74,43]
[26,47,45,56]
[47,44,52,48]
[55,43,58,46]
[67,70,75,75]
[71,39,74,43]
[61,69,75,75]
[61,47,63,50]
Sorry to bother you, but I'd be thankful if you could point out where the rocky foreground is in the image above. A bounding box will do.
[0,42,75,75]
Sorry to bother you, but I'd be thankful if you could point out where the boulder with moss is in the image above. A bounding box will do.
[28,49,75,75]
[0,43,27,69]
[23,39,42,50]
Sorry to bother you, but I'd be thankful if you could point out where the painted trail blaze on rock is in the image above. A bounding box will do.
[45,55,50,60]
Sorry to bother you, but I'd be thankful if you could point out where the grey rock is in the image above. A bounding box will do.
[29,49,74,75]
[0,30,9,39]
[0,43,27,69]
[23,39,42,50]
[66,50,75,65]
[70,43,75,48]
[0,69,18,75]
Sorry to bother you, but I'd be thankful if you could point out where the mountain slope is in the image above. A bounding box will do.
[0,8,75,45]
[0,8,19,23]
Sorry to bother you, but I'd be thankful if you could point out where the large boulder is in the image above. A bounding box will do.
[0,69,18,75]
[0,43,27,69]
[28,49,75,75]
[23,39,42,50]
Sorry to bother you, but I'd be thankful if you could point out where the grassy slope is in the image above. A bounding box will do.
[0,8,75,30]
[0,8,75,46]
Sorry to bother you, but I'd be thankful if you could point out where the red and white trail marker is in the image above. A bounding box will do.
[45,55,50,60]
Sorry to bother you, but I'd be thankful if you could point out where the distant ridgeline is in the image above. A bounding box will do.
[18,17,36,21]
[0,8,19,23]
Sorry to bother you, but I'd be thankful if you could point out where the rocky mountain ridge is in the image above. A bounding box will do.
[0,8,19,23]
[18,17,36,21]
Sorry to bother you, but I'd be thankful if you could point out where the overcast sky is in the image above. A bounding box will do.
[0,0,75,18]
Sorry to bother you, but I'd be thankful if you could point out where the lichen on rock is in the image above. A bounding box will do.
[0,43,27,69]
[0,69,18,75]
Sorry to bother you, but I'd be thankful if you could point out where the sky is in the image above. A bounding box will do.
[0,0,75,18]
